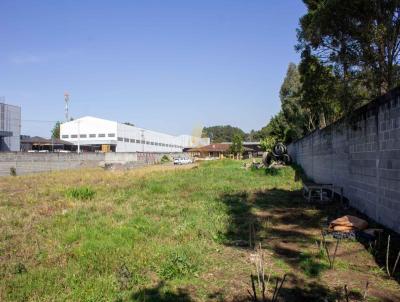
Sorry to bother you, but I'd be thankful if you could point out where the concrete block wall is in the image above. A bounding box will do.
[0,153,105,176]
[288,87,400,233]
[0,152,187,177]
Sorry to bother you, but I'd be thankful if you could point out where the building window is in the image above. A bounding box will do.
[61,135,69,139]
[118,137,123,142]
[89,134,96,138]
[141,140,145,144]
[98,134,106,138]
[151,142,154,145]
[136,139,140,143]
[71,134,78,138]
[124,138,129,142]
[146,141,150,144]
[108,133,115,137]
[130,139,135,143]
[80,134,87,138]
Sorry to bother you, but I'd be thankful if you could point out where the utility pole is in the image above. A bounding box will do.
[141,129,145,152]
[77,120,81,154]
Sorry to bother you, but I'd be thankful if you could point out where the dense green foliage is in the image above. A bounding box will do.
[261,0,400,144]
[202,125,246,142]
[51,121,61,139]
[260,136,276,152]
[229,134,244,157]
[299,0,400,100]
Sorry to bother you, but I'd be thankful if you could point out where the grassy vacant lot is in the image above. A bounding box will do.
[0,160,399,301]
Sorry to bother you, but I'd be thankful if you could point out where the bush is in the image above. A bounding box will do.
[160,155,170,164]
[260,136,277,152]
[65,186,95,200]
[10,167,17,176]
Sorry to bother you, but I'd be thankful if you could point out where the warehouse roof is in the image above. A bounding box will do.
[21,136,73,145]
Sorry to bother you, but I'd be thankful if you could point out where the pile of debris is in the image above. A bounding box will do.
[329,215,368,233]
[244,143,292,170]
[262,143,292,168]
[325,215,383,241]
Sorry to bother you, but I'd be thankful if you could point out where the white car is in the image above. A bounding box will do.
[174,157,193,165]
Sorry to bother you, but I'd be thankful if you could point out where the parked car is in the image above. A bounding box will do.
[173,157,193,165]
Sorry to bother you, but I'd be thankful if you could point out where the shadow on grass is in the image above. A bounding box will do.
[219,188,330,276]
[207,273,363,302]
[130,281,192,302]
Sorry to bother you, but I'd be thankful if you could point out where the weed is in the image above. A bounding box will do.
[158,250,198,280]
[116,263,132,290]
[65,186,95,200]
[13,263,27,274]
[299,253,329,277]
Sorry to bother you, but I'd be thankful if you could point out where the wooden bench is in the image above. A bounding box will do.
[302,182,343,204]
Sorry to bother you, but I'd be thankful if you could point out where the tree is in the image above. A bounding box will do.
[230,134,244,159]
[51,121,61,139]
[262,63,307,144]
[298,0,400,110]
[263,112,289,143]
[280,63,307,140]
[202,125,246,143]
[298,49,342,129]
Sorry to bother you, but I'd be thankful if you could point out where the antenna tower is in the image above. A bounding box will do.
[64,92,70,121]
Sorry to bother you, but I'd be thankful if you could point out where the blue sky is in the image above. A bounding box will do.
[0,0,306,137]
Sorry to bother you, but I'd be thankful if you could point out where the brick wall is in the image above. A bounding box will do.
[288,87,400,233]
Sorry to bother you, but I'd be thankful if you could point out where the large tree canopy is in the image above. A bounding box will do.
[206,2,400,146]
[298,0,400,109]
[202,125,246,143]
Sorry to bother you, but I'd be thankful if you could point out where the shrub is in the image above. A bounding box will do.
[10,167,17,176]
[65,186,95,200]
[260,136,277,152]
[160,155,171,164]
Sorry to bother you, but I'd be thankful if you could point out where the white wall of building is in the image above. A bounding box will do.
[60,116,208,153]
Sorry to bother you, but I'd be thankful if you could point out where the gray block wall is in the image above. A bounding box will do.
[0,153,105,176]
[0,152,186,177]
[288,87,400,233]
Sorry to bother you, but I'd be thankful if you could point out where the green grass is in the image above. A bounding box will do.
[0,160,399,301]
[65,186,96,200]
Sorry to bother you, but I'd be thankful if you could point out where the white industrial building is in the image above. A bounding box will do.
[60,116,209,152]
[0,102,21,152]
